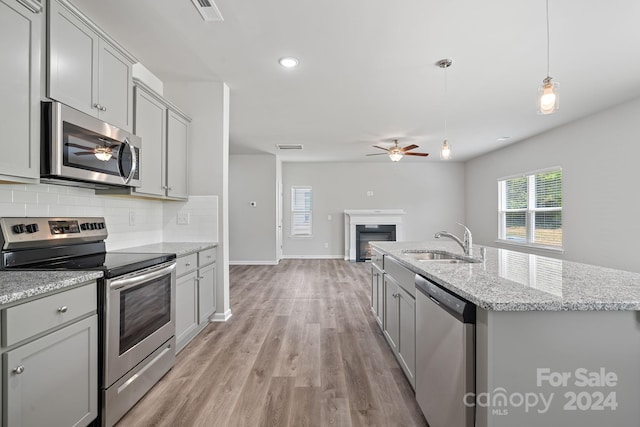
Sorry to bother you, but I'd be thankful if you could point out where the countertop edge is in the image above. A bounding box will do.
[0,271,104,307]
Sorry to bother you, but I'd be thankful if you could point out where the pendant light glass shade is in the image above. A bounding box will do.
[538,76,559,114]
[440,140,452,160]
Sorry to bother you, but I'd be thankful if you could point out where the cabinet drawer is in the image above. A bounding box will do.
[384,256,416,297]
[198,247,216,267]
[3,283,97,347]
[176,253,198,277]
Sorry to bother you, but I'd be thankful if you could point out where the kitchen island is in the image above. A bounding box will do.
[371,241,640,427]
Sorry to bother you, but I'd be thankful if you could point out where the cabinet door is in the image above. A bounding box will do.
[0,0,40,181]
[371,265,383,329]
[166,110,189,199]
[98,39,132,131]
[197,262,216,324]
[134,87,167,196]
[176,272,198,352]
[398,287,416,386]
[4,315,98,427]
[383,276,399,352]
[48,0,98,117]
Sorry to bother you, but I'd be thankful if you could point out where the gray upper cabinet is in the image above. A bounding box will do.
[123,81,190,200]
[0,0,41,183]
[166,109,189,200]
[47,0,134,131]
[133,85,167,197]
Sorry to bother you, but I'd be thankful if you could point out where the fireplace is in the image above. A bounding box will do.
[355,225,396,262]
[344,210,405,262]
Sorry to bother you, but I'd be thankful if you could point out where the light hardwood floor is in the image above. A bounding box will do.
[116,259,428,427]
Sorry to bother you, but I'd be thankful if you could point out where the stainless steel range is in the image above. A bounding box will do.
[0,217,177,427]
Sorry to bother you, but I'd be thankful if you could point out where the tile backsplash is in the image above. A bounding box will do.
[0,184,218,250]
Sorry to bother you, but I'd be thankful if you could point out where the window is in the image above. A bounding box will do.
[291,186,312,236]
[498,168,562,249]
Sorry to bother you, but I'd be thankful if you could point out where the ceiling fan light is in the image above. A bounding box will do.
[279,57,299,68]
[94,148,113,161]
[538,77,559,114]
[389,152,403,162]
[440,140,452,160]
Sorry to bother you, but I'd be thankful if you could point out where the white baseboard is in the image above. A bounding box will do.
[211,309,232,322]
[282,254,344,259]
[229,260,279,265]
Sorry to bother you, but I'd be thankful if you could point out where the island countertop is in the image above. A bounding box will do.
[370,241,640,311]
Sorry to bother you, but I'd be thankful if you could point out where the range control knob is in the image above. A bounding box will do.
[98,222,105,230]
[12,224,26,234]
[80,223,90,231]
[25,224,39,233]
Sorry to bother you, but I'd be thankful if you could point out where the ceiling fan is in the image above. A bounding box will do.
[66,138,116,161]
[366,139,429,162]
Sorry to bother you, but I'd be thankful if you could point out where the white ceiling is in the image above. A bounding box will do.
[72,0,640,162]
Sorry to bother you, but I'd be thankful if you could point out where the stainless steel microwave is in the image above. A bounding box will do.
[41,101,141,188]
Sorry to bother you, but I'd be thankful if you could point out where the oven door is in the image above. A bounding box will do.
[104,261,176,387]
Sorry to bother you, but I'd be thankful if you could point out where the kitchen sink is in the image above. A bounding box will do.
[401,250,481,263]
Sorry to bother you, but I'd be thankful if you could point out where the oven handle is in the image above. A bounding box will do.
[109,262,176,291]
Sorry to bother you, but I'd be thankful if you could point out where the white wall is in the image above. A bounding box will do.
[282,161,466,258]
[229,154,278,264]
[465,97,640,272]
[0,183,163,250]
[163,80,231,320]
[163,195,218,242]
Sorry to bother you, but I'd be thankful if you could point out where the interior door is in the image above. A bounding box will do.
[276,180,283,261]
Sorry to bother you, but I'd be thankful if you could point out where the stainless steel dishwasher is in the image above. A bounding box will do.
[415,275,475,427]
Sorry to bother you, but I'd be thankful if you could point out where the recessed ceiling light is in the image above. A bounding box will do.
[279,57,299,68]
[497,136,511,142]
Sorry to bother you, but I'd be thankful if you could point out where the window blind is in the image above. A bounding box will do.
[291,186,312,236]
[499,168,562,249]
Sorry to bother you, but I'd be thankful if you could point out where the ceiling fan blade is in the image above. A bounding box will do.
[372,145,390,152]
[66,142,95,150]
[401,144,419,152]
[366,153,388,156]
[405,152,429,157]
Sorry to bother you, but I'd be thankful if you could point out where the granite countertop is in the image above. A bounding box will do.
[117,242,217,257]
[0,271,103,306]
[371,241,640,312]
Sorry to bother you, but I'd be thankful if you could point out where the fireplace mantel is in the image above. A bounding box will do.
[344,209,405,261]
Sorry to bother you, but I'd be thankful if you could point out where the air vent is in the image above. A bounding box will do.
[276,144,304,150]
[190,0,223,22]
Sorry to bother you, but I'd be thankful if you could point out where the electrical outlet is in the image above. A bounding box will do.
[327,214,332,221]
[324,243,329,248]
[129,211,136,226]
[177,212,190,225]
[367,190,374,197]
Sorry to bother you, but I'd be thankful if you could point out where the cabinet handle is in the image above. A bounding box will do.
[57,306,68,313]
[185,262,192,267]
[13,366,25,375]
[197,276,205,280]
[167,187,173,191]
[93,103,103,110]
[392,293,399,298]
[101,105,107,112]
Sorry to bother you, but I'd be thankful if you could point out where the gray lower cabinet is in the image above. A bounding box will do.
[1,282,98,427]
[371,264,384,328]
[175,248,217,352]
[176,271,199,351]
[0,0,41,183]
[48,0,134,131]
[379,256,416,389]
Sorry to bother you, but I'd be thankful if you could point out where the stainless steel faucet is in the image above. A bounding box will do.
[434,223,473,256]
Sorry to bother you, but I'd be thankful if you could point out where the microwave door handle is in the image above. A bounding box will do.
[118,138,137,184]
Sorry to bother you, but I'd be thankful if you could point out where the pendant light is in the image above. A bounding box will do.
[538,0,559,114]
[437,59,453,160]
